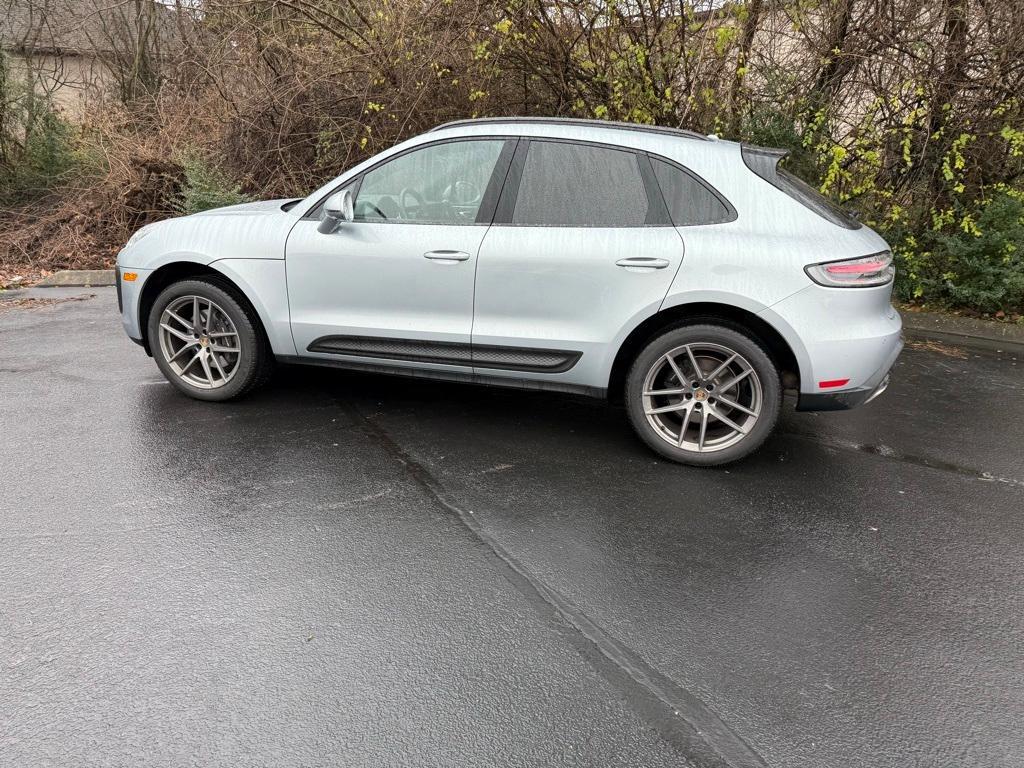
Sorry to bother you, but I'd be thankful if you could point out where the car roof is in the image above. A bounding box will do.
[296,116,738,220]
[430,117,710,143]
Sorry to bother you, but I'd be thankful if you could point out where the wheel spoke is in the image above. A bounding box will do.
[179,349,203,376]
[209,344,240,354]
[166,340,198,363]
[684,345,701,379]
[718,368,753,392]
[192,296,200,329]
[643,387,687,397]
[705,353,738,383]
[646,401,690,415]
[199,351,216,384]
[676,403,695,447]
[160,322,193,343]
[210,351,229,380]
[165,310,193,331]
[715,396,758,417]
[707,404,748,434]
[665,354,686,385]
[697,408,709,451]
[208,331,238,339]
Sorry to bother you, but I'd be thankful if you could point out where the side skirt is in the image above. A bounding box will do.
[275,355,606,399]
[306,335,582,374]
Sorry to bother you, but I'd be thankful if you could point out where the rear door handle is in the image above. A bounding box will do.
[424,250,471,262]
[616,257,671,270]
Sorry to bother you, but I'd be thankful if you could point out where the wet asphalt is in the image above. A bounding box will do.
[1,288,1023,768]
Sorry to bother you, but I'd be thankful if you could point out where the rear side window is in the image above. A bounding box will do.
[741,145,861,229]
[512,141,650,227]
[651,159,733,226]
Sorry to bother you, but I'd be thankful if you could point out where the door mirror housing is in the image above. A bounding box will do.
[318,188,355,233]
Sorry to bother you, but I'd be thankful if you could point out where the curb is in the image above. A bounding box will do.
[36,269,116,287]
[899,309,1024,353]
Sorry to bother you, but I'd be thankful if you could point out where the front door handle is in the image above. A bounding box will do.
[424,250,471,263]
[616,257,671,270]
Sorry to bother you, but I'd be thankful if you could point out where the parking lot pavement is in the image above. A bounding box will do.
[2,288,1022,768]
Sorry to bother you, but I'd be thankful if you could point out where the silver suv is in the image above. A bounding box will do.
[116,118,903,465]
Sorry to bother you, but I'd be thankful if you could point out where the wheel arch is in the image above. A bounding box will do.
[138,261,273,355]
[608,301,802,402]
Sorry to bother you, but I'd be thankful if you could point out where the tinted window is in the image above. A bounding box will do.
[776,166,861,228]
[512,141,649,227]
[651,159,732,226]
[355,140,505,225]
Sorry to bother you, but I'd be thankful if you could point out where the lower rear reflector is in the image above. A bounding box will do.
[819,379,850,389]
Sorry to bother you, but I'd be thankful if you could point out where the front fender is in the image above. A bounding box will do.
[121,257,295,357]
[209,259,295,356]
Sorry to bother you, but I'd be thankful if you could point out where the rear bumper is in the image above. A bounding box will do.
[765,281,903,411]
[797,373,891,411]
[796,335,902,411]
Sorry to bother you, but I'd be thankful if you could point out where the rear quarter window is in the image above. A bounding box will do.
[650,158,734,226]
[741,145,862,229]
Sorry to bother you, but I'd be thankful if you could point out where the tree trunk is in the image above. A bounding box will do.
[728,0,764,137]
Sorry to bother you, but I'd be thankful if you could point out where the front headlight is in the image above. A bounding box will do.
[125,224,156,248]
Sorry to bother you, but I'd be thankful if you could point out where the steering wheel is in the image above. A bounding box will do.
[443,179,483,205]
[398,187,426,219]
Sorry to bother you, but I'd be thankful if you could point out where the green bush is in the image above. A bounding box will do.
[173,151,253,215]
[892,192,1024,313]
[0,54,84,205]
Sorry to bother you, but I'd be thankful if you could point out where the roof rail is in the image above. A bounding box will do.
[430,116,708,142]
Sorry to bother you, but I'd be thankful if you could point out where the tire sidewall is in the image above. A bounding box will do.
[147,279,262,401]
[625,323,782,466]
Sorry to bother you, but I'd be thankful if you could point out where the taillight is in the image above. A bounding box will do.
[804,251,894,288]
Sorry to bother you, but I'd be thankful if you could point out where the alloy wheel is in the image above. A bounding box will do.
[641,342,763,453]
[157,295,241,389]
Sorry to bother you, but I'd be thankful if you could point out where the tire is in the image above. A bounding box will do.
[147,278,273,401]
[625,323,781,466]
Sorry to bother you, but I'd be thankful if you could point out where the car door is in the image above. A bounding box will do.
[286,137,514,369]
[471,138,686,388]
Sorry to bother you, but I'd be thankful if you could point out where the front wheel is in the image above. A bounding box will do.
[147,278,272,401]
[625,324,781,466]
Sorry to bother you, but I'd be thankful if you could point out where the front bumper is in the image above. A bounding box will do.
[114,262,152,343]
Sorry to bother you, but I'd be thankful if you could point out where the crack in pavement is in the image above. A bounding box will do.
[780,431,1024,489]
[336,396,769,768]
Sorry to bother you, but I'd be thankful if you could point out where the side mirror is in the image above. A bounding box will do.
[318,188,355,233]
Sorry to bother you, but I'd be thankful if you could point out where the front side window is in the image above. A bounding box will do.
[512,141,650,227]
[651,158,733,226]
[355,140,506,225]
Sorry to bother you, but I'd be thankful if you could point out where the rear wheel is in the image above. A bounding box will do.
[625,323,781,466]
[147,278,273,401]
